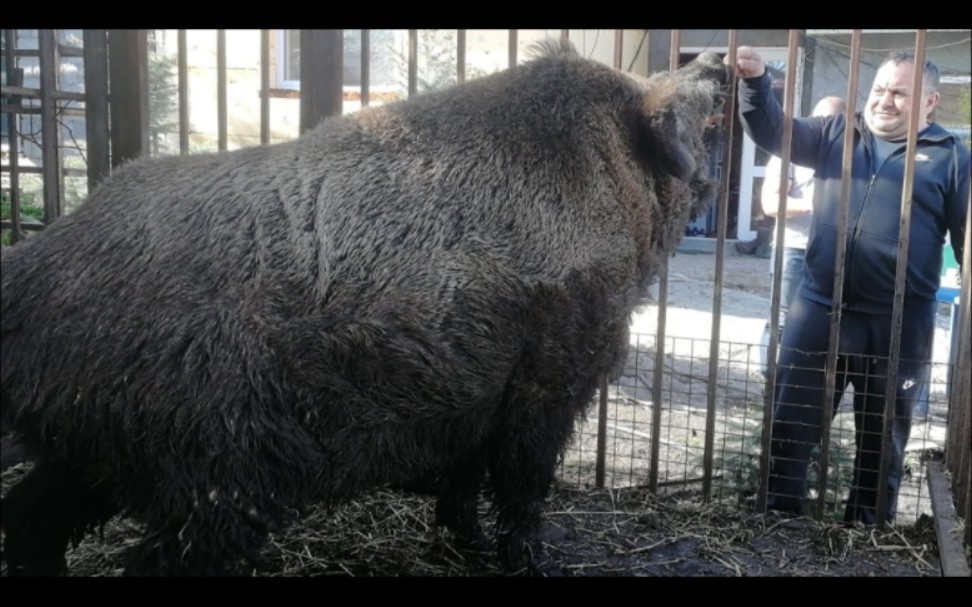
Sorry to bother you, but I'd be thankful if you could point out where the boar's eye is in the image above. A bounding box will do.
[638,105,697,182]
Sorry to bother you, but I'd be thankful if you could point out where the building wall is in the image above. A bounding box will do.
[152,29,652,153]
[805,32,971,131]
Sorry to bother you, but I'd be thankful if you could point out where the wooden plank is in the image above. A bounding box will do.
[966,441,971,550]
[926,462,972,577]
[960,418,971,544]
[948,189,972,520]
[83,29,110,189]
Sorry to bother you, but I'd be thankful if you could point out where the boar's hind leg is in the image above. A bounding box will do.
[2,458,118,576]
[435,450,490,550]
[487,389,579,574]
[123,479,288,577]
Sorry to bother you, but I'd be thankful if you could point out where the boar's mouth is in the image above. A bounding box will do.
[684,117,724,224]
[685,75,729,224]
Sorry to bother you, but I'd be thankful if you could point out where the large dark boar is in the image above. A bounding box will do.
[0,41,727,576]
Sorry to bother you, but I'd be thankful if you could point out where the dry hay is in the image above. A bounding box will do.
[1,461,942,577]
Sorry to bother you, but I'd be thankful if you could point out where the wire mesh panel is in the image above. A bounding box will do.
[557,330,953,526]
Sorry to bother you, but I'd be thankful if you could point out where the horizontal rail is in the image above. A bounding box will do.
[0,220,46,232]
[2,85,87,102]
[2,165,87,177]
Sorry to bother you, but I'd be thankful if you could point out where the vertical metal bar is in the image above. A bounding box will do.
[647,30,673,74]
[752,31,779,513]
[595,374,609,488]
[648,30,681,493]
[642,30,650,74]
[757,30,799,512]
[38,29,61,223]
[613,30,622,69]
[508,29,517,69]
[703,29,746,502]
[259,29,269,144]
[560,29,569,45]
[82,29,110,189]
[178,29,189,154]
[216,29,227,151]
[875,29,927,526]
[108,29,149,167]
[299,29,343,134]
[4,29,24,243]
[457,29,466,84]
[815,29,862,519]
[668,30,680,70]
[648,292,668,490]
[407,29,417,98]
[360,30,370,108]
[764,36,801,400]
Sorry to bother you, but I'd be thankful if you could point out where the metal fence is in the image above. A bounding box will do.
[1,29,969,548]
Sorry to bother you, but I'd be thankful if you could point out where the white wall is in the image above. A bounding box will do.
[151,29,653,153]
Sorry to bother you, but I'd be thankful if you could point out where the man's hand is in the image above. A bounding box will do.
[727,46,766,79]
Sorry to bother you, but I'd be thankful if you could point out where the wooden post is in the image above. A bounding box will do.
[299,29,343,134]
[82,29,110,188]
[108,29,149,167]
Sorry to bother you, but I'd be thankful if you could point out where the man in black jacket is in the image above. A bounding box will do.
[731,47,969,523]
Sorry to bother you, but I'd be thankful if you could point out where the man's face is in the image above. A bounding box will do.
[864,60,940,141]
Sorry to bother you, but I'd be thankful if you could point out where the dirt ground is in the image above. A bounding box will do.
[0,462,941,577]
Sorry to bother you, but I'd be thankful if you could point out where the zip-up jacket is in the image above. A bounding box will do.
[738,73,969,314]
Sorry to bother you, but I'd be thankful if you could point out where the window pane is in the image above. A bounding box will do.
[284,30,403,88]
[286,29,300,81]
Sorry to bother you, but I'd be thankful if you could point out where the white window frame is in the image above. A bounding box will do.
[276,30,300,90]
[739,48,804,241]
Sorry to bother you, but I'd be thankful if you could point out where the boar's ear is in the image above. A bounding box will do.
[637,79,696,181]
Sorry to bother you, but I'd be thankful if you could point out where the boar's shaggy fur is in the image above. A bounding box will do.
[0,41,727,576]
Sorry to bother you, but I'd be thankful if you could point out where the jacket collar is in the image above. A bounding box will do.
[855,113,957,146]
